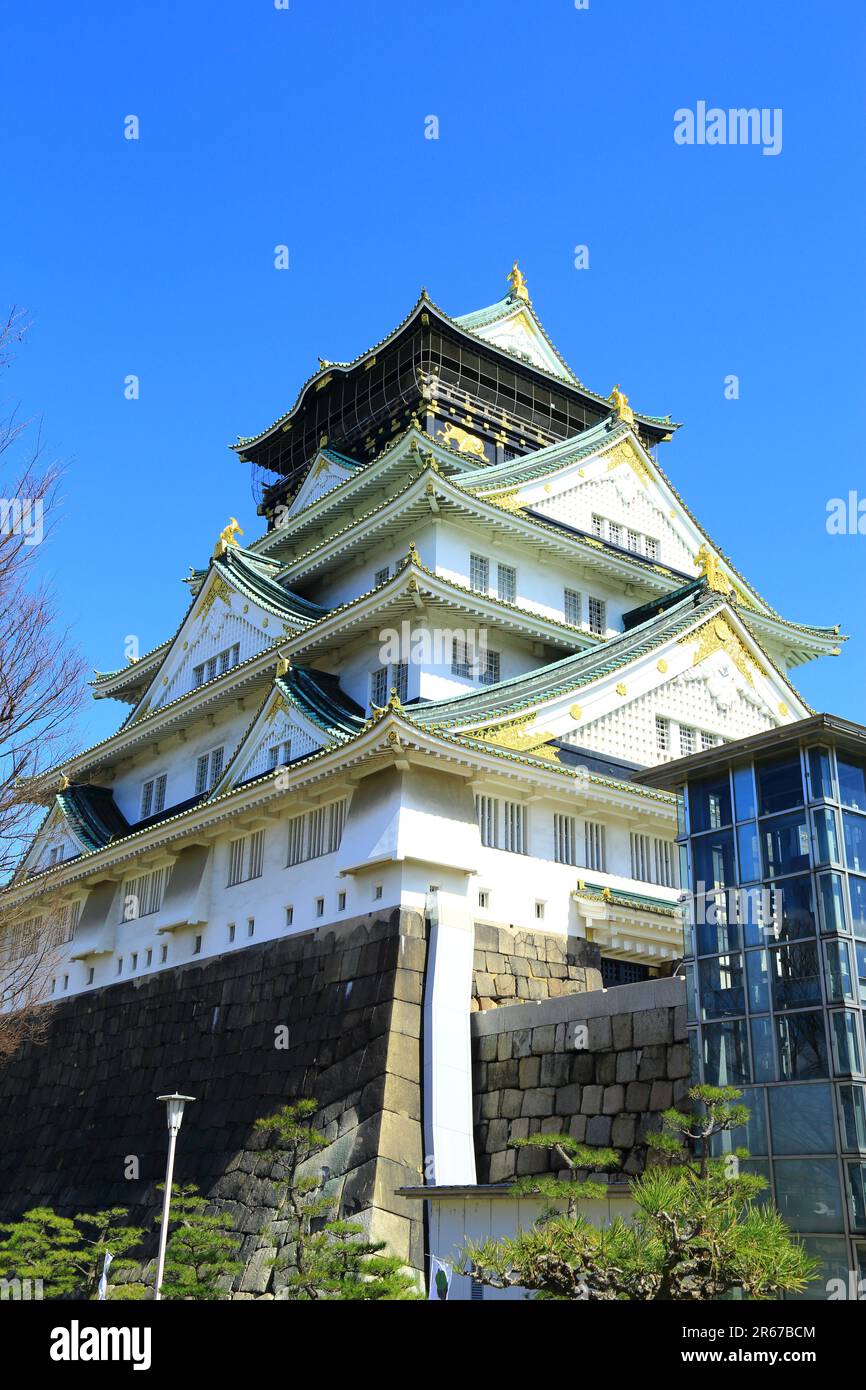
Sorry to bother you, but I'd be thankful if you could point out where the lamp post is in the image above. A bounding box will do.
[154,1093,195,1301]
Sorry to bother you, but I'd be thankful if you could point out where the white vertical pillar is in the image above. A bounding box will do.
[422,889,477,1186]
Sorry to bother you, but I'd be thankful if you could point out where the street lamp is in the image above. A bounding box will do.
[154,1093,195,1301]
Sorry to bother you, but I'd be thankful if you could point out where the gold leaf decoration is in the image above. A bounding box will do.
[680,613,767,687]
[472,711,560,762]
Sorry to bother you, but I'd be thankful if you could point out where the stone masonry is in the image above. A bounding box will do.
[471,976,689,1182]
[472,922,602,1010]
[0,908,427,1292]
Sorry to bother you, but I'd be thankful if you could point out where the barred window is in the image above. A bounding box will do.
[479,649,501,686]
[608,523,622,547]
[591,514,604,538]
[121,866,171,922]
[554,812,577,865]
[393,660,408,703]
[268,737,293,769]
[227,830,265,887]
[470,553,490,594]
[285,799,346,867]
[497,563,517,604]
[369,666,389,709]
[374,565,390,587]
[564,588,582,626]
[503,801,525,854]
[588,597,606,636]
[194,642,240,688]
[627,529,640,553]
[584,821,607,872]
[141,773,167,819]
[475,796,525,853]
[701,730,719,750]
[680,725,697,756]
[476,794,498,848]
[195,747,224,795]
[53,901,81,945]
[656,716,670,754]
[630,832,678,888]
[645,537,659,561]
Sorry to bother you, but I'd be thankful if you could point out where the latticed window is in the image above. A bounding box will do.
[141,773,167,819]
[627,529,640,552]
[121,866,171,922]
[584,821,607,871]
[470,553,490,593]
[645,537,659,561]
[656,716,670,754]
[451,639,472,679]
[554,813,577,865]
[476,795,498,848]
[285,800,346,867]
[53,901,81,945]
[475,796,525,853]
[503,801,526,854]
[194,643,240,688]
[591,514,604,538]
[680,725,697,756]
[608,523,622,547]
[479,649,500,686]
[195,747,224,795]
[227,830,265,887]
[374,565,390,587]
[497,563,517,604]
[630,832,677,887]
[588,597,606,636]
[564,588,582,626]
[369,666,389,709]
[393,660,408,702]
[268,738,293,769]
[701,730,719,750]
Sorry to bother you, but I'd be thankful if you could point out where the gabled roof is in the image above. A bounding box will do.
[57,785,130,852]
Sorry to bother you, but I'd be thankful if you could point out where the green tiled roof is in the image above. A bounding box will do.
[57,785,130,852]
[277,666,366,741]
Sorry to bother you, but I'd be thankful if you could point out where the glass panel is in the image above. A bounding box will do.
[813,807,841,865]
[690,773,732,832]
[808,747,834,801]
[746,949,770,1011]
[750,1016,775,1083]
[699,954,745,1019]
[817,873,848,934]
[773,1158,844,1233]
[831,1011,862,1076]
[770,941,822,1009]
[857,942,866,1005]
[693,830,736,891]
[695,894,739,955]
[824,939,855,1003]
[733,764,757,821]
[850,876,866,939]
[736,822,761,883]
[838,753,866,811]
[776,1011,829,1081]
[702,1018,750,1086]
[847,1162,866,1233]
[770,876,816,943]
[741,884,779,947]
[787,1237,849,1301]
[843,811,866,875]
[678,842,690,892]
[840,1085,866,1151]
[684,962,697,1022]
[761,812,811,879]
[768,1082,835,1154]
[757,754,804,817]
[688,1029,701,1084]
[709,1085,767,1156]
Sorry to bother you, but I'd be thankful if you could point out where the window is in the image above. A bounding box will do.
[535,901,545,920]
[475,797,525,854]
[479,649,501,686]
[374,565,390,586]
[627,529,640,553]
[315,898,325,918]
[564,588,581,626]
[121,866,170,921]
[374,884,383,900]
[53,901,81,946]
[608,522,622,547]
[285,906,294,928]
[227,830,265,887]
[131,953,138,971]
[160,944,168,963]
[370,666,389,709]
[554,813,577,865]
[393,660,408,703]
[338,891,346,911]
[630,833,677,887]
[228,923,236,942]
[478,889,490,909]
[193,643,240,688]
[268,737,293,769]
[701,730,719,751]
[470,553,489,594]
[195,746,224,795]
[193,936,202,955]
[591,514,604,539]
[588,597,606,636]
[680,725,697,756]
[146,948,152,966]
[645,537,659,561]
[87,967,94,984]
[656,716,670,754]
[247,918,255,937]
[584,821,607,872]
[497,563,517,604]
[451,638,472,678]
[141,773,167,819]
[48,845,64,866]
[285,799,347,866]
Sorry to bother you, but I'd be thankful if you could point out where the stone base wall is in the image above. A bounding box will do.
[471,977,689,1182]
[0,908,427,1292]
[472,923,602,1010]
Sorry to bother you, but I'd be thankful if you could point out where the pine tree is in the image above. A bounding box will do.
[255,1099,420,1300]
[0,1205,144,1299]
[465,1086,818,1301]
[157,1184,242,1301]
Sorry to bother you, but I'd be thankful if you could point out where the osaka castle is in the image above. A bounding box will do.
[4,264,842,996]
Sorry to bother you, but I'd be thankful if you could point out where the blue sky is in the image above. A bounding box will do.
[1,0,864,749]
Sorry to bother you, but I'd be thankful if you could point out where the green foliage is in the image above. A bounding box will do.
[255,1099,420,1300]
[0,1206,145,1299]
[464,1086,818,1302]
[157,1183,242,1301]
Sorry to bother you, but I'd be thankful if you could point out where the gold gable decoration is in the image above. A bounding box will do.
[680,614,767,687]
[440,422,486,458]
[694,543,733,596]
[471,711,560,763]
[604,440,650,487]
[607,384,634,425]
[213,517,243,559]
[198,575,232,622]
[507,260,530,302]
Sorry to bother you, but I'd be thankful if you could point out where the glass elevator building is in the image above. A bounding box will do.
[638,715,866,1299]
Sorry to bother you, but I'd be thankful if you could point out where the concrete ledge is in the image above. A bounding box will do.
[470,975,685,1037]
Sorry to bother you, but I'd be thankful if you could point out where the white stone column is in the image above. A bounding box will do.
[422,888,477,1186]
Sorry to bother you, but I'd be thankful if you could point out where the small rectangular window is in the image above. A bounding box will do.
[656,716,670,754]
[591,514,604,538]
[374,565,390,587]
[247,918,255,937]
[392,660,408,703]
[478,889,490,909]
[338,891,346,911]
[131,953,138,971]
[645,537,659,561]
[554,813,577,865]
[479,649,501,686]
[87,967,94,985]
[316,897,325,918]
[470,553,490,594]
[564,588,582,626]
[680,725,697,756]
[370,666,389,709]
[160,944,168,963]
[608,523,622,547]
[193,936,202,955]
[496,563,517,604]
[374,884,383,901]
[535,901,545,921]
[285,905,294,927]
[146,948,152,966]
[588,597,606,636]
[627,529,640,552]
[228,922,236,942]
[585,821,607,872]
